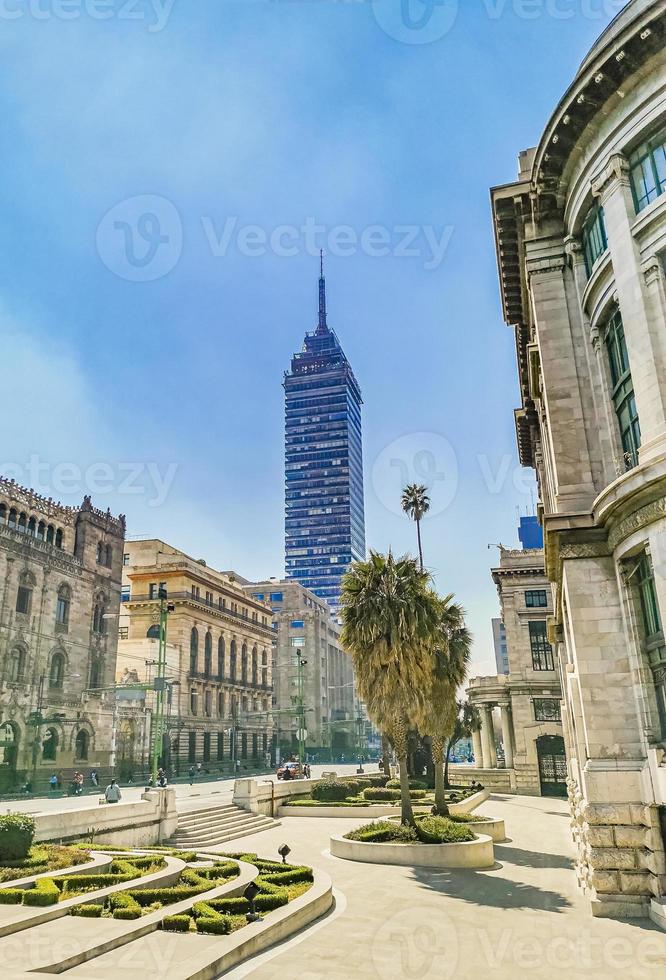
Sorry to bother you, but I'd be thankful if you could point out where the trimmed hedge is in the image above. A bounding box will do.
[386,778,429,791]
[162,914,191,932]
[71,903,103,917]
[0,887,23,904]
[362,787,400,801]
[22,878,59,906]
[196,916,232,935]
[113,906,142,920]
[311,778,365,802]
[0,814,36,861]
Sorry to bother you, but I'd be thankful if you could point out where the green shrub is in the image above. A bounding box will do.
[205,896,248,915]
[131,885,203,906]
[108,891,141,912]
[195,915,232,935]
[71,904,103,917]
[345,817,476,845]
[22,878,59,906]
[416,816,476,844]
[254,889,289,912]
[410,790,427,800]
[361,787,400,801]
[113,906,142,920]
[311,778,363,802]
[365,774,389,787]
[0,814,36,861]
[346,821,417,843]
[162,914,191,932]
[261,866,313,886]
[386,778,429,791]
[0,887,22,904]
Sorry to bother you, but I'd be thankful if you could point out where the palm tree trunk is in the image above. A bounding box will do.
[431,734,449,816]
[444,740,453,791]
[392,718,415,826]
[416,518,424,570]
[381,734,391,781]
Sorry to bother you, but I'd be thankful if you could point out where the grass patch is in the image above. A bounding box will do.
[345,817,476,844]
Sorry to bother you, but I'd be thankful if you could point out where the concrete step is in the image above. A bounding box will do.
[174,814,268,839]
[168,803,279,848]
[176,807,256,831]
[173,818,275,845]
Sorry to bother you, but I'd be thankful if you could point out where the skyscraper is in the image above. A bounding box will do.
[284,256,365,609]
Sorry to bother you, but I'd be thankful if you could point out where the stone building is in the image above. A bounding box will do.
[468,547,564,797]
[118,540,274,775]
[0,478,125,788]
[241,579,356,760]
[491,0,666,919]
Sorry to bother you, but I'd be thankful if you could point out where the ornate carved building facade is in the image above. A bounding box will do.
[491,0,666,920]
[0,478,125,788]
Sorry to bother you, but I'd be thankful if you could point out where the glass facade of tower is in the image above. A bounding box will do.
[284,268,365,609]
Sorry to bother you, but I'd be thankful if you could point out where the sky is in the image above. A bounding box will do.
[0,0,626,676]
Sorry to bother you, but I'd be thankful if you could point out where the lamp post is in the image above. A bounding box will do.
[150,587,173,786]
[295,650,308,771]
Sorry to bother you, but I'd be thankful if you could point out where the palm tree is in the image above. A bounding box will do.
[401,484,430,570]
[340,551,442,826]
[443,700,481,790]
[416,597,472,815]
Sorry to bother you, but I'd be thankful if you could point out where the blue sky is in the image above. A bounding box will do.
[0,0,624,674]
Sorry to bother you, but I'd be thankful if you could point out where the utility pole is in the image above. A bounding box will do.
[150,587,172,786]
[296,650,308,770]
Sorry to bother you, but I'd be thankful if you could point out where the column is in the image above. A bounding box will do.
[472,727,483,767]
[591,152,666,463]
[499,703,514,769]
[480,705,494,770]
[488,708,498,769]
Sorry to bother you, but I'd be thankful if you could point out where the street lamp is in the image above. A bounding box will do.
[150,588,174,786]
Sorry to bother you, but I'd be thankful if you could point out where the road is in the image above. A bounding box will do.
[0,763,366,816]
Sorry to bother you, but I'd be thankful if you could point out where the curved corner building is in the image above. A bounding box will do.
[284,260,365,611]
[491,0,666,921]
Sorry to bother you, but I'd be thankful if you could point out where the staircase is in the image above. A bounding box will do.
[169,803,279,849]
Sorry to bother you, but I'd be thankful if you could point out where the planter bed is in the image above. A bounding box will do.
[0,845,92,885]
[331,829,494,869]
[386,812,506,843]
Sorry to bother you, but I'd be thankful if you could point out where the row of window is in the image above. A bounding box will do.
[5,645,103,690]
[525,590,548,608]
[96,542,113,567]
[0,505,64,547]
[40,726,91,761]
[189,628,269,684]
[528,621,555,671]
[14,572,110,641]
[634,553,666,739]
[581,128,666,277]
[189,689,270,718]
[181,730,270,764]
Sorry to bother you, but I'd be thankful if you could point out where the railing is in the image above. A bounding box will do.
[187,671,271,690]
[125,592,273,633]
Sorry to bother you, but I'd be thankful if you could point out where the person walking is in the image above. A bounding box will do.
[104,779,122,803]
[49,773,58,792]
[157,767,167,788]
[188,764,196,786]
[90,769,98,787]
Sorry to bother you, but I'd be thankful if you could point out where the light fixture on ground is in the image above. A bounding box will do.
[278,843,291,864]
[243,880,263,922]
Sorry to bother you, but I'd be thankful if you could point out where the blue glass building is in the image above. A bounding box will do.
[284,258,365,609]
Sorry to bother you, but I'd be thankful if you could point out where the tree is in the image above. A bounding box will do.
[400,484,430,570]
[415,598,472,815]
[340,551,442,826]
[444,700,481,791]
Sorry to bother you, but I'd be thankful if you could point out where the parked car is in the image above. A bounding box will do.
[276,761,301,780]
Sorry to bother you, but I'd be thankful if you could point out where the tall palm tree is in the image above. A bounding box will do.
[340,551,442,826]
[415,597,472,815]
[401,485,430,570]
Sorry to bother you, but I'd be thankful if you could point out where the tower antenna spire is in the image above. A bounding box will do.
[317,249,328,333]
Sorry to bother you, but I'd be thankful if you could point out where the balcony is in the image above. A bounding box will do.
[124,591,273,634]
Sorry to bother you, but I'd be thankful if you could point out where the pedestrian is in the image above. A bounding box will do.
[90,769,98,787]
[56,771,63,790]
[157,767,167,788]
[188,764,196,786]
[49,773,58,792]
[104,779,122,803]
[196,762,202,776]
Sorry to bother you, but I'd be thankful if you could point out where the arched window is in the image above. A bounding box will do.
[92,601,106,634]
[190,628,199,675]
[46,525,54,544]
[217,690,224,716]
[7,647,26,683]
[261,649,268,666]
[27,517,36,536]
[16,572,34,616]
[105,544,112,567]
[204,690,212,717]
[97,542,103,564]
[229,640,237,682]
[17,513,26,533]
[7,508,17,529]
[241,644,248,684]
[56,584,70,628]
[89,657,102,689]
[42,727,58,761]
[49,651,65,689]
[0,504,6,523]
[204,632,212,678]
[217,636,225,678]
[262,668,268,688]
[190,689,198,715]
[55,528,63,549]
[146,624,160,639]
[36,520,45,540]
[75,729,89,761]
[251,646,258,685]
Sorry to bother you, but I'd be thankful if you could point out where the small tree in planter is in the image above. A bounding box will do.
[0,814,36,862]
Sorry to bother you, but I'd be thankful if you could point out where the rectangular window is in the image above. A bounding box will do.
[121,585,130,602]
[529,621,554,671]
[582,204,608,276]
[635,553,666,739]
[118,626,129,640]
[629,128,666,212]
[533,698,561,722]
[56,597,69,626]
[188,732,196,764]
[203,732,211,762]
[252,593,265,601]
[16,586,30,615]
[290,620,304,629]
[605,308,641,470]
[149,583,158,599]
[217,732,224,761]
[123,553,130,566]
[525,590,548,608]
[269,592,283,603]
